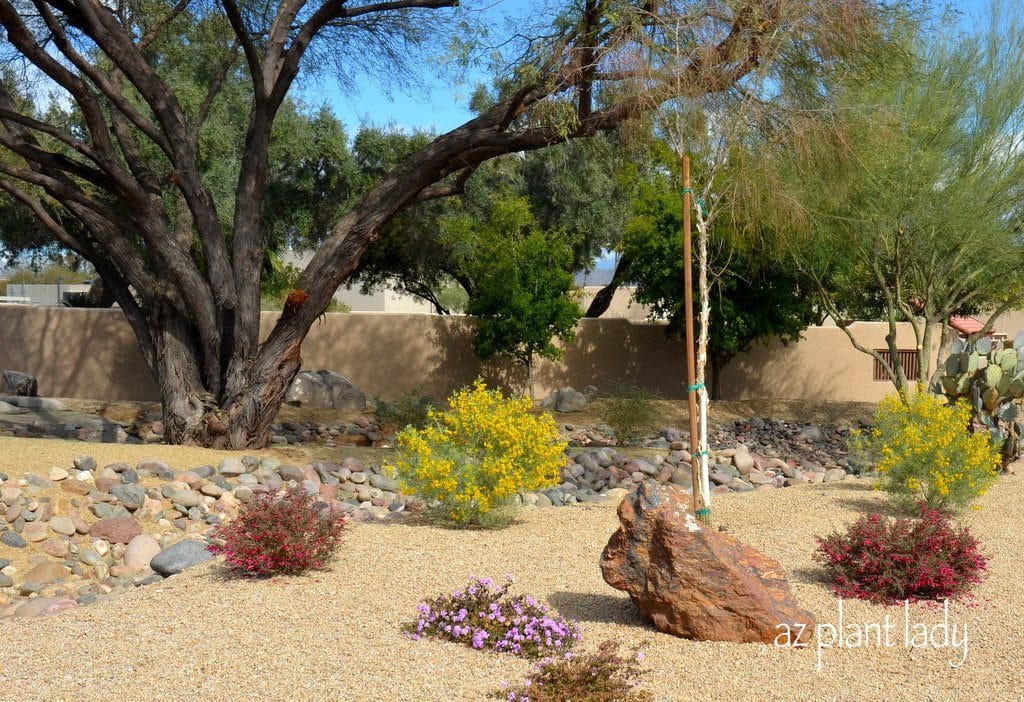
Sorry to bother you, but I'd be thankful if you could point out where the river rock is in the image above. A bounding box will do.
[22,561,70,587]
[12,596,78,617]
[89,516,142,544]
[23,521,48,542]
[149,540,214,576]
[600,481,815,644]
[123,534,162,570]
[110,484,146,511]
[218,458,248,477]
[41,538,68,559]
[1,530,26,548]
[170,489,203,508]
[732,451,755,475]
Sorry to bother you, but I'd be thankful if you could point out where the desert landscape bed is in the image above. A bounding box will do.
[0,436,1018,701]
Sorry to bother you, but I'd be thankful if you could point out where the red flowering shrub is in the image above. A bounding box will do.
[208,485,346,576]
[815,505,988,603]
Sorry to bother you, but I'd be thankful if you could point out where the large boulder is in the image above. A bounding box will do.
[0,370,37,397]
[541,386,588,413]
[600,482,815,644]
[285,370,366,411]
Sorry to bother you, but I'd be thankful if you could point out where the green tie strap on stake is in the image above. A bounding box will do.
[679,188,708,216]
[693,449,709,457]
[695,507,712,521]
[687,382,704,392]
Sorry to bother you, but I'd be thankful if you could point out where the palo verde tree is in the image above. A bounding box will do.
[0,0,889,447]
[742,8,1024,398]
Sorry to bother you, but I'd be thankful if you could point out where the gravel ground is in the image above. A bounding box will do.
[1,441,1021,701]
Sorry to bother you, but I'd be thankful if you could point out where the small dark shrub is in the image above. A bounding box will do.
[494,640,652,702]
[815,504,988,603]
[406,575,581,658]
[374,391,434,431]
[599,385,664,446]
[207,485,346,576]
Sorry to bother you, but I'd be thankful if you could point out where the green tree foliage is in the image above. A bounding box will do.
[349,131,648,311]
[0,0,901,447]
[620,177,821,397]
[460,195,582,397]
[740,9,1024,396]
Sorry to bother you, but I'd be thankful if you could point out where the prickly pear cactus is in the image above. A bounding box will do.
[931,331,1024,467]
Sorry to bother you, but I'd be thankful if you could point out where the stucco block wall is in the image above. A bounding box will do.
[2,307,1021,403]
[718,322,941,404]
[0,308,686,402]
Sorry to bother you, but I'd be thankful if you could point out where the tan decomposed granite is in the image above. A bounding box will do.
[0,445,1020,700]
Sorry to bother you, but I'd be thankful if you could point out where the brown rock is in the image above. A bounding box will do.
[22,561,71,586]
[600,482,815,644]
[23,521,48,542]
[94,477,120,494]
[41,538,69,559]
[61,480,93,496]
[89,516,142,544]
[12,595,78,617]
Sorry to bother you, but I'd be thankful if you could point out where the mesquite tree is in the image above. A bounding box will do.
[0,0,879,447]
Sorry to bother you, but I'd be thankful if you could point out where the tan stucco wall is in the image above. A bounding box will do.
[0,306,160,400]
[718,322,942,404]
[576,286,653,321]
[2,307,1022,404]
[0,308,686,402]
[996,310,1024,339]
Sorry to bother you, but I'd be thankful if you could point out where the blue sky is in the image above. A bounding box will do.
[303,0,996,135]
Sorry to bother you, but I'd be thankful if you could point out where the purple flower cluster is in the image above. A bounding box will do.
[406,575,582,659]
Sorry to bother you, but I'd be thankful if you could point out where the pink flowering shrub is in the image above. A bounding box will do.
[494,640,652,702]
[407,575,581,658]
[815,504,988,603]
[207,485,346,576]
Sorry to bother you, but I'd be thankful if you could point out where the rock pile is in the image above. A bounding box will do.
[0,453,416,616]
[547,441,852,508]
[561,418,859,472]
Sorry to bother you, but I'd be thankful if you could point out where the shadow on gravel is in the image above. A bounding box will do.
[789,566,831,587]
[547,591,652,628]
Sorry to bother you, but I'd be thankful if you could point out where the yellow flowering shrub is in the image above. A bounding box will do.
[388,380,566,525]
[850,392,999,511]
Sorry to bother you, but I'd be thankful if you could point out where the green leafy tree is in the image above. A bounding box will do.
[741,9,1024,397]
[462,196,582,398]
[0,0,892,447]
[620,179,821,398]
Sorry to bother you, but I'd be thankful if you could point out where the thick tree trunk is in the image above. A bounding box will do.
[151,307,303,449]
[584,253,634,318]
[84,276,115,307]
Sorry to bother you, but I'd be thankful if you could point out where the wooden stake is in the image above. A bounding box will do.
[681,154,710,522]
